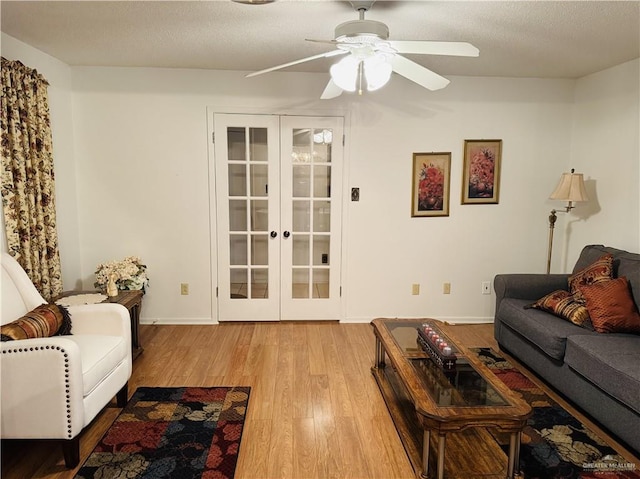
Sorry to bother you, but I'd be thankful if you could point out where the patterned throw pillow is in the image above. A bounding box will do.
[568,253,614,303]
[527,290,592,329]
[578,277,640,334]
[1,303,72,341]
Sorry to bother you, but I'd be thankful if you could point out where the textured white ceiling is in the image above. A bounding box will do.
[1,1,639,79]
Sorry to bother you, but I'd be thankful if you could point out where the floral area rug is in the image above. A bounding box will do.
[75,387,250,479]
[472,348,639,479]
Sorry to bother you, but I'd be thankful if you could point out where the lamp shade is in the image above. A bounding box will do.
[549,170,588,202]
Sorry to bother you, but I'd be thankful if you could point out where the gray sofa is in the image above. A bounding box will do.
[494,244,640,455]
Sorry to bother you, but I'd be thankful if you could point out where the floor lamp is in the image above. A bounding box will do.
[547,169,588,274]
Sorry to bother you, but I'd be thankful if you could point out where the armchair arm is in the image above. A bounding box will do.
[67,303,131,350]
[1,337,85,439]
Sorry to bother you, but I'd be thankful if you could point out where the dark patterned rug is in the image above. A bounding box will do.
[472,348,639,479]
[75,386,250,479]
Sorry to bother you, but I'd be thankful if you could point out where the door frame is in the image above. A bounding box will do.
[206,107,351,323]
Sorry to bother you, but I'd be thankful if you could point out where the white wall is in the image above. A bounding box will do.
[564,59,640,269]
[3,34,637,324]
[1,34,82,288]
[69,66,578,323]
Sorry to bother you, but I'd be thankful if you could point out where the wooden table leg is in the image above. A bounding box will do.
[421,429,430,478]
[507,432,521,478]
[437,434,446,479]
[375,337,385,368]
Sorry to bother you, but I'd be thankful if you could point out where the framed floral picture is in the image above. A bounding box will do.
[411,152,451,217]
[462,139,502,204]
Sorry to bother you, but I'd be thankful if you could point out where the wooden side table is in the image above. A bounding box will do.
[54,290,144,360]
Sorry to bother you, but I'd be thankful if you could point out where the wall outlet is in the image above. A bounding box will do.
[411,283,420,295]
[181,283,189,295]
[443,282,451,294]
[482,281,491,295]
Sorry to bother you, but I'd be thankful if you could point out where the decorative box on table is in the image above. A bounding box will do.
[416,323,458,371]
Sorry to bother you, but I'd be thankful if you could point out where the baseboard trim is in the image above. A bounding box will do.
[140,318,217,325]
[341,316,494,324]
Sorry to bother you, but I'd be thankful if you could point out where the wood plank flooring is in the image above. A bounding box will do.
[1,322,638,478]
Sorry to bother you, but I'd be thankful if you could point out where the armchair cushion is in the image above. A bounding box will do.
[67,335,129,396]
[1,303,72,341]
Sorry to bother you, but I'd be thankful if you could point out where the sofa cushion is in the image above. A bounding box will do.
[65,335,129,397]
[569,253,613,304]
[578,277,640,334]
[498,298,593,360]
[0,303,72,341]
[527,290,592,329]
[564,334,640,414]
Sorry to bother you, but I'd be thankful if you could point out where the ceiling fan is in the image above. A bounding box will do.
[246,1,479,99]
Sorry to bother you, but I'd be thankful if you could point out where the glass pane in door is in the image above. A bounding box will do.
[250,128,268,161]
[227,127,246,161]
[312,129,332,162]
[228,164,246,196]
[292,235,310,266]
[313,269,329,299]
[293,165,311,197]
[313,165,331,197]
[250,200,268,231]
[292,268,309,298]
[251,269,268,298]
[229,200,247,231]
[313,201,331,232]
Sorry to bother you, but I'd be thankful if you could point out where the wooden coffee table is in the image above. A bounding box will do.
[371,318,532,479]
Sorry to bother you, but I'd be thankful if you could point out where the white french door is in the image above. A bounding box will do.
[212,113,344,321]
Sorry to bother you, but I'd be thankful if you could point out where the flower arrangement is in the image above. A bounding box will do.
[468,148,495,198]
[94,256,149,293]
[418,162,445,210]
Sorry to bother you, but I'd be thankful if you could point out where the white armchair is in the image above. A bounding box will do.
[1,252,132,468]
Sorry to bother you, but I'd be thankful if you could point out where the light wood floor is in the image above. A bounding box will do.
[1,322,638,478]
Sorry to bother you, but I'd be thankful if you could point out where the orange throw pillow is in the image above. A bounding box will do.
[0,303,72,341]
[577,277,640,334]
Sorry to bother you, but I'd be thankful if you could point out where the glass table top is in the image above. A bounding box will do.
[385,320,507,407]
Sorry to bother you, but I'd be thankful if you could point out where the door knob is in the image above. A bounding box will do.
[283,231,291,238]
[270,231,278,238]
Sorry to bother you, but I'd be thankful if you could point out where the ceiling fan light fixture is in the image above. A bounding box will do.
[335,20,389,42]
[330,55,359,92]
[364,54,392,91]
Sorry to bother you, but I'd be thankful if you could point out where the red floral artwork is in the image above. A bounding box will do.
[417,162,445,211]
[467,147,495,198]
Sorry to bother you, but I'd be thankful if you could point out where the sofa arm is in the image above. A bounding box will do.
[67,303,131,349]
[1,337,85,440]
[494,273,569,303]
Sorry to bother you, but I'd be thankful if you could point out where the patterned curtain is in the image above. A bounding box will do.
[1,58,62,300]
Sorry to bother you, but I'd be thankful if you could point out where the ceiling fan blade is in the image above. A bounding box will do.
[390,55,450,91]
[305,38,339,45]
[388,41,479,57]
[246,50,347,78]
[320,79,343,100]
